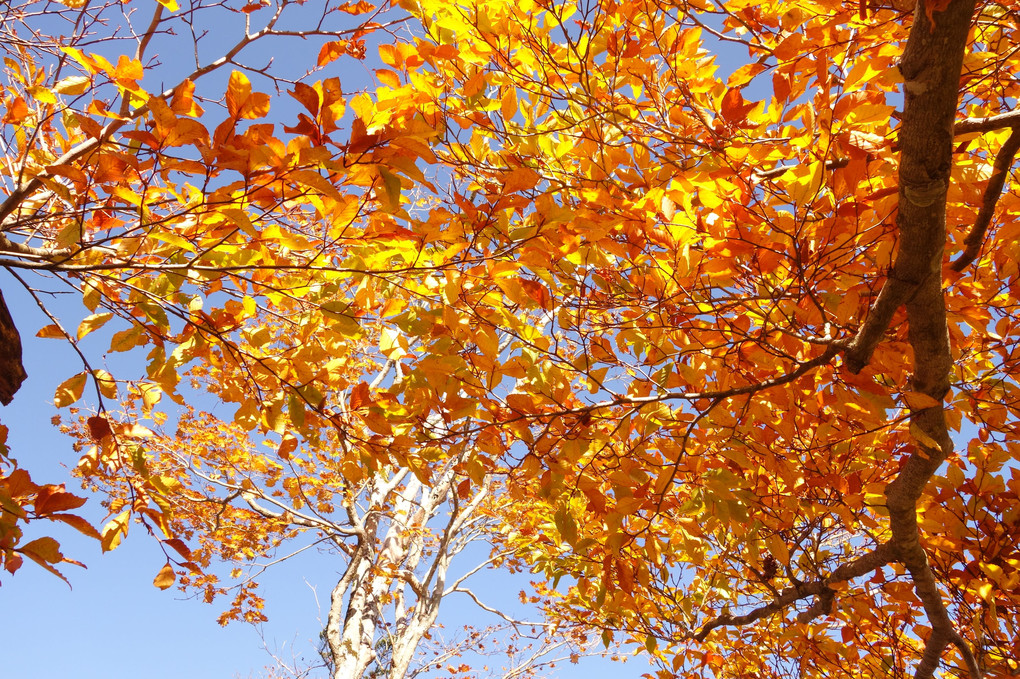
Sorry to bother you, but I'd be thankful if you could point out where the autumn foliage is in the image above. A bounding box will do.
[2,0,1020,677]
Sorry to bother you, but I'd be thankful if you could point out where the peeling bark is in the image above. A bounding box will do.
[322,466,495,679]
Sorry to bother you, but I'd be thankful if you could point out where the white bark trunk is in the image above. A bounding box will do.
[325,463,487,679]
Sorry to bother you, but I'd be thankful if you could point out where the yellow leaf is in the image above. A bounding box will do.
[843,59,882,92]
[54,372,87,407]
[77,312,113,339]
[156,0,180,10]
[151,232,196,252]
[53,76,91,95]
[786,160,825,205]
[93,369,117,399]
[28,86,56,104]
[979,562,1003,583]
[109,326,144,353]
[379,327,404,359]
[909,421,941,451]
[61,47,101,75]
[290,169,343,201]
[377,167,402,210]
[36,324,65,339]
[226,70,252,118]
[140,383,162,409]
[101,510,130,552]
[120,423,155,438]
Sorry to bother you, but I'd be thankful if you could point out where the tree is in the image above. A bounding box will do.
[377,0,1016,677]
[0,0,396,578]
[3,2,595,675]
[3,0,1020,678]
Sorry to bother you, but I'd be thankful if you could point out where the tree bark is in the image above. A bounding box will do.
[859,1,981,677]
[0,289,26,406]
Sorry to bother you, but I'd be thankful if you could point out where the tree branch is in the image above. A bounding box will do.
[874,1,982,677]
[950,127,1020,271]
[693,542,896,642]
[955,109,1020,135]
[449,585,556,629]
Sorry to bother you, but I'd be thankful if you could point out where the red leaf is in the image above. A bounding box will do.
[163,538,192,560]
[87,415,113,442]
[720,87,756,125]
[350,382,371,412]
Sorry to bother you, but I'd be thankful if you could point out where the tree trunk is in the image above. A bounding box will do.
[0,289,26,406]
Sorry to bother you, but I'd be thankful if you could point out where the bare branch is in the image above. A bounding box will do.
[449,586,556,629]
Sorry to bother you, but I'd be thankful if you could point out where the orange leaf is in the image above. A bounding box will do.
[34,486,87,515]
[337,0,374,14]
[226,71,269,119]
[318,40,349,67]
[114,55,143,83]
[350,382,370,411]
[101,510,130,552]
[925,0,952,26]
[36,324,65,339]
[278,433,298,459]
[51,513,102,540]
[290,82,320,116]
[902,391,942,411]
[720,87,755,125]
[503,167,540,193]
[20,536,63,564]
[170,79,203,117]
[54,372,87,408]
[153,562,176,590]
[2,96,29,125]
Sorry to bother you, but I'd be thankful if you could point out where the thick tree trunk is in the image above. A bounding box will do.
[0,289,26,406]
[852,1,982,677]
